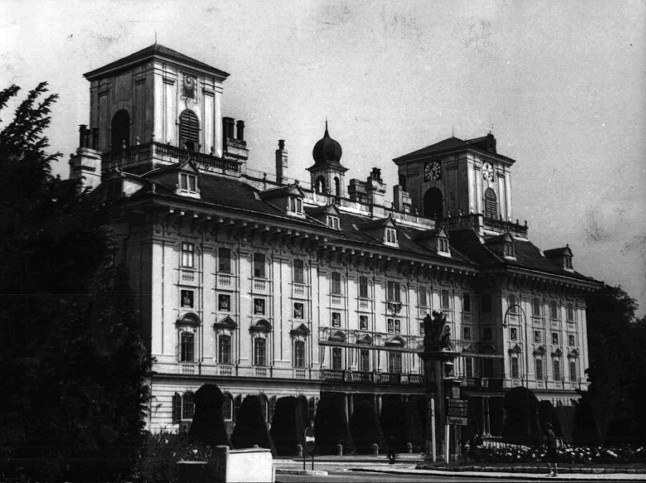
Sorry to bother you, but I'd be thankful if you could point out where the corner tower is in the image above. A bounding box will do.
[80,44,237,175]
[394,133,518,233]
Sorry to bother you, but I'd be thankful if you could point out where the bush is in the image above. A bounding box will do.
[350,400,385,454]
[270,396,308,456]
[315,393,355,455]
[134,430,211,483]
[231,396,276,455]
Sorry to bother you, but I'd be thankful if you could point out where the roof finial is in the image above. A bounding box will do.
[154,31,157,44]
[325,118,328,134]
[451,126,454,137]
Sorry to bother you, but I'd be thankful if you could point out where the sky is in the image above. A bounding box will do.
[2,0,645,316]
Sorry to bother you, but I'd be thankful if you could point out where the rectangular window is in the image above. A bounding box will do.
[394,319,401,333]
[553,359,561,380]
[180,332,195,362]
[332,312,341,327]
[463,326,471,340]
[253,253,266,278]
[181,242,194,268]
[293,259,304,284]
[552,332,559,345]
[569,360,577,382]
[566,303,575,322]
[568,334,575,346]
[218,294,231,312]
[550,301,559,320]
[360,349,370,372]
[481,294,491,313]
[388,352,402,373]
[222,397,233,421]
[509,294,518,313]
[536,358,544,380]
[181,290,194,308]
[511,357,519,378]
[419,286,428,307]
[294,340,305,368]
[180,173,188,190]
[387,281,401,302]
[359,315,368,330]
[533,298,542,317]
[483,327,492,340]
[332,347,342,370]
[331,272,342,295]
[387,318,394,333]
[463,293,471,313]
[465,358,474,378]
[254,298,266,315]
[219,247,231,273]
[441,289,451,309]
[510,327,518,341]
[218,335,231,364]
[534,330,541,343]
[254,338,266,366]
[359,276,369,298]
[294,302,304,319]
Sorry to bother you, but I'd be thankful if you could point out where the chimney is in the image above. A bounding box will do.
[393,185,412,213]
[236,120,245,141]
[78,125,88,148]
[91,128,100,150]
[366,167,386,206]
[223,117,235,139]
[275,139,288,185]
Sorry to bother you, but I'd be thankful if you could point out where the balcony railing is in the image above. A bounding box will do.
[320,370,424,385]
[439,213,528,237]
[102,142,241,173]
[252,278,268,293]
[217,273,233,288]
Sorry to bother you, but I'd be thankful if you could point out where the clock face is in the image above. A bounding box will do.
[482,162,494,181]
[424,161,442,181]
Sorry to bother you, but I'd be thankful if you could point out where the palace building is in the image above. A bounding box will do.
[69,44,601,439]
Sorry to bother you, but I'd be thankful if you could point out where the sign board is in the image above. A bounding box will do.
[446,399,468,418]
[447,416,469,426]
[304,427,315,452]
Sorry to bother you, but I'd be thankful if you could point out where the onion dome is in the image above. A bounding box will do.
[312,123,343,166]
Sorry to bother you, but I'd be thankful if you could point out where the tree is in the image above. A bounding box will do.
[0,83,150,480]
[580,284,644,444]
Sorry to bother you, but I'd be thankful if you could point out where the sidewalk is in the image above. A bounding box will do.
[275,454,646,480]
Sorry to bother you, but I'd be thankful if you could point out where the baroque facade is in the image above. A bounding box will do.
[69,44,601,438]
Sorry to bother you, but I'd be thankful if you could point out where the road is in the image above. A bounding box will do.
[277,469,558,482]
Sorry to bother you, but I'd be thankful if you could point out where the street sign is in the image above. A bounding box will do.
[447,416,469,426]
[304,427,315,452]
[447,399,468,418]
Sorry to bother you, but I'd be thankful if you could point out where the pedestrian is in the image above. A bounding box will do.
[543,423,558,477]
[387,431,396,464]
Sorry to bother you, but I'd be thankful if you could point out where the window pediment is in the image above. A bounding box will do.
[250,319,272,333]
[329,331,346,342]
[176,312,201,326]
[290,323,310,337]
[357,334,373,345]
[385,336,405,347]
[214,316,237,330]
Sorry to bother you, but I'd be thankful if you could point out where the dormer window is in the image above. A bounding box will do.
[385,228,398,245]
[438,237,450,254]
[564,256,573,270]
[503,242,516,259]
[289,196,303,214]
[326,215,340,230]
[180,173,197,193]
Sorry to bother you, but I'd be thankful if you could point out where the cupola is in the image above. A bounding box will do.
[307,122,348,198]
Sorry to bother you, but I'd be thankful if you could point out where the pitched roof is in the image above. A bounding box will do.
[393,135,516,165]
[84,43,230,80]
[448,229,598,283]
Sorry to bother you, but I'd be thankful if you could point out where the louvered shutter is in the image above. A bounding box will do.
[172,393,182,423]
[179,110,200,150]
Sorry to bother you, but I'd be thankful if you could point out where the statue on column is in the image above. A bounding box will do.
[423,310,454,352]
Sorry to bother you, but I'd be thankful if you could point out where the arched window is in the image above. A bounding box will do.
[179,109,200,151]
[315,177,326,194]
[111,110,130,150]
[484,188,497,219]
[423,188,443,218]
[222,393,233,421]
[334,177,340,197]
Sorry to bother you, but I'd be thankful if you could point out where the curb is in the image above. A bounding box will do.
[351,467,646,481]
[276,469,329,476]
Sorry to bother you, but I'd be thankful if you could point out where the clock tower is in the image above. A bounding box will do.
[393,133,515,225]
